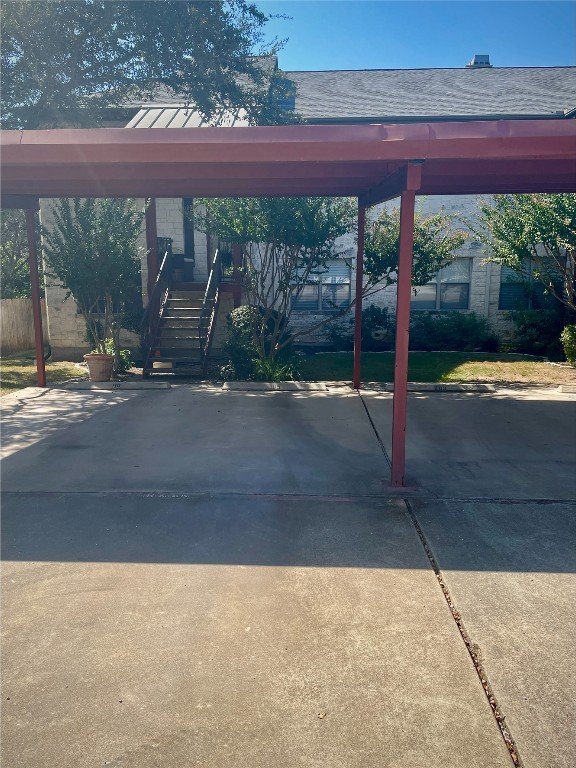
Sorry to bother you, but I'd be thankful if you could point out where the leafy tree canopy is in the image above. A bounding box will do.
[1,0,281,129]
[199,196,355,259]
[197,196,357,357]
[477,193,576,312]
[364,206,468,297]
[0,209,33,299]
[42,198,143,353]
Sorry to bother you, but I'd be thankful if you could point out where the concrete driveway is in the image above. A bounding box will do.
[1,384,575,768]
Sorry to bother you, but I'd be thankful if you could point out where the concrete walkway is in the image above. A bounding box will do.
[2,384,575,767]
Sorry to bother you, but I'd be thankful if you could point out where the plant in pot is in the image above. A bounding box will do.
[42,197,144,381]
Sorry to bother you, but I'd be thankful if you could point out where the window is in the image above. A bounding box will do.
[498,261,555,310]
[411,258,471,311]
[291,260,351,312]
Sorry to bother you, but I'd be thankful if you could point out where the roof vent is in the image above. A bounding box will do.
[466,54,492,68]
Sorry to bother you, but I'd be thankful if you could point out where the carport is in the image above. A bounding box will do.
[1,117,575,485]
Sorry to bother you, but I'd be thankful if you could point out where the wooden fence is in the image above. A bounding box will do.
[0,298,49,354]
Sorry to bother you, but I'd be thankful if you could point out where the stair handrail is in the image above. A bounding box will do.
[199,249,222,356]
[142,248,173,371]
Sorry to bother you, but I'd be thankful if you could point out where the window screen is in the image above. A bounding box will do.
[411,258,471,311]
[498,261,556,311]
[498,266,529,310]
[292,284,320,312]
[292,260,351,312]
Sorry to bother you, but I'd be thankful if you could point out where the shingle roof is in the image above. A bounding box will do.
[283,67,576,121]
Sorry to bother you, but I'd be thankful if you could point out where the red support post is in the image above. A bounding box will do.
[232,243,243,308]
[145,198,159,299]
[353,203,366,389]
[25,209,46,387]
[391,163,422,487]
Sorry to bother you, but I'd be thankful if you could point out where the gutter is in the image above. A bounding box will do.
[300,113,570,125]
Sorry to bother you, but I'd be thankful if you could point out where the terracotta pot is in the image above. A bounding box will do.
[84,353,114,382]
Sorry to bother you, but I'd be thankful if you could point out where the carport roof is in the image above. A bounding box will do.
[1,118,575,206]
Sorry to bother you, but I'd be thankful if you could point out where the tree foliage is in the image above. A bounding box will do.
[42,198,143,357]
[364,206,468,297]
[0,209,33,299]
[198,196,356,357]
[199,198,467,359]
[1,0,278,129]
[561,324,576,366]
[478,194,576,312]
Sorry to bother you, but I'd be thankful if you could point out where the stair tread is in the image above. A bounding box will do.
[160,330,201,335]
[168,298,203,304]
[167,305,203,310]
[150,357,202,363]
[155,345,201,351]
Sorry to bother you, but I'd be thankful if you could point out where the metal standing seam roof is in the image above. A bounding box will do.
[125,106,249,129]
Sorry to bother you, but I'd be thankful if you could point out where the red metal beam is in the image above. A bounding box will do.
[0,178,373,199]
[145,198,159,299]
[390,163,422,487]
[353,203,366,390]
[1,195,39,210]
[359,166,412,207]
[25,209,46,387]
[1,119,574,200]
[3,119,574,164]
[3,160,395,182]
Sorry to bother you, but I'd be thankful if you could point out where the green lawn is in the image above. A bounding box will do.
[301,351,576,385]
[0,350,87,396]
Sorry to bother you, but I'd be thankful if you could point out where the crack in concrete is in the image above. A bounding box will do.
[357,390,392,468]
[3,490,574,505]
[404,499,523,768]
[357,390,523,767]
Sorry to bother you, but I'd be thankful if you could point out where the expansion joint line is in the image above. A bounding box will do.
[404,499,523,768]
[357,390,392,468]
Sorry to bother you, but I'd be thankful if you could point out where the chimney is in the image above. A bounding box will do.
[466,54,492,68]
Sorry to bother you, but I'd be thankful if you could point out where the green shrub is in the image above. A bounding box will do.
[327,307,499,352]
[326,319,354,351]
[361,305,396,351]
[561,324,576,366]
[409,311,499,352]
[117,349,132,374]
[252,357,299,382]
[220,306,299,381]
[506,309,565,359]
[220,306,259,380]
[98,338,133,374]
[327,304,395,352]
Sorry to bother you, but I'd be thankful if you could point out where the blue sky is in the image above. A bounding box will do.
[258,1,576,70]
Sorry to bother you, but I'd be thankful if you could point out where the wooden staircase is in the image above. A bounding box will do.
[143,250,223,377]
[150,287,204,373]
